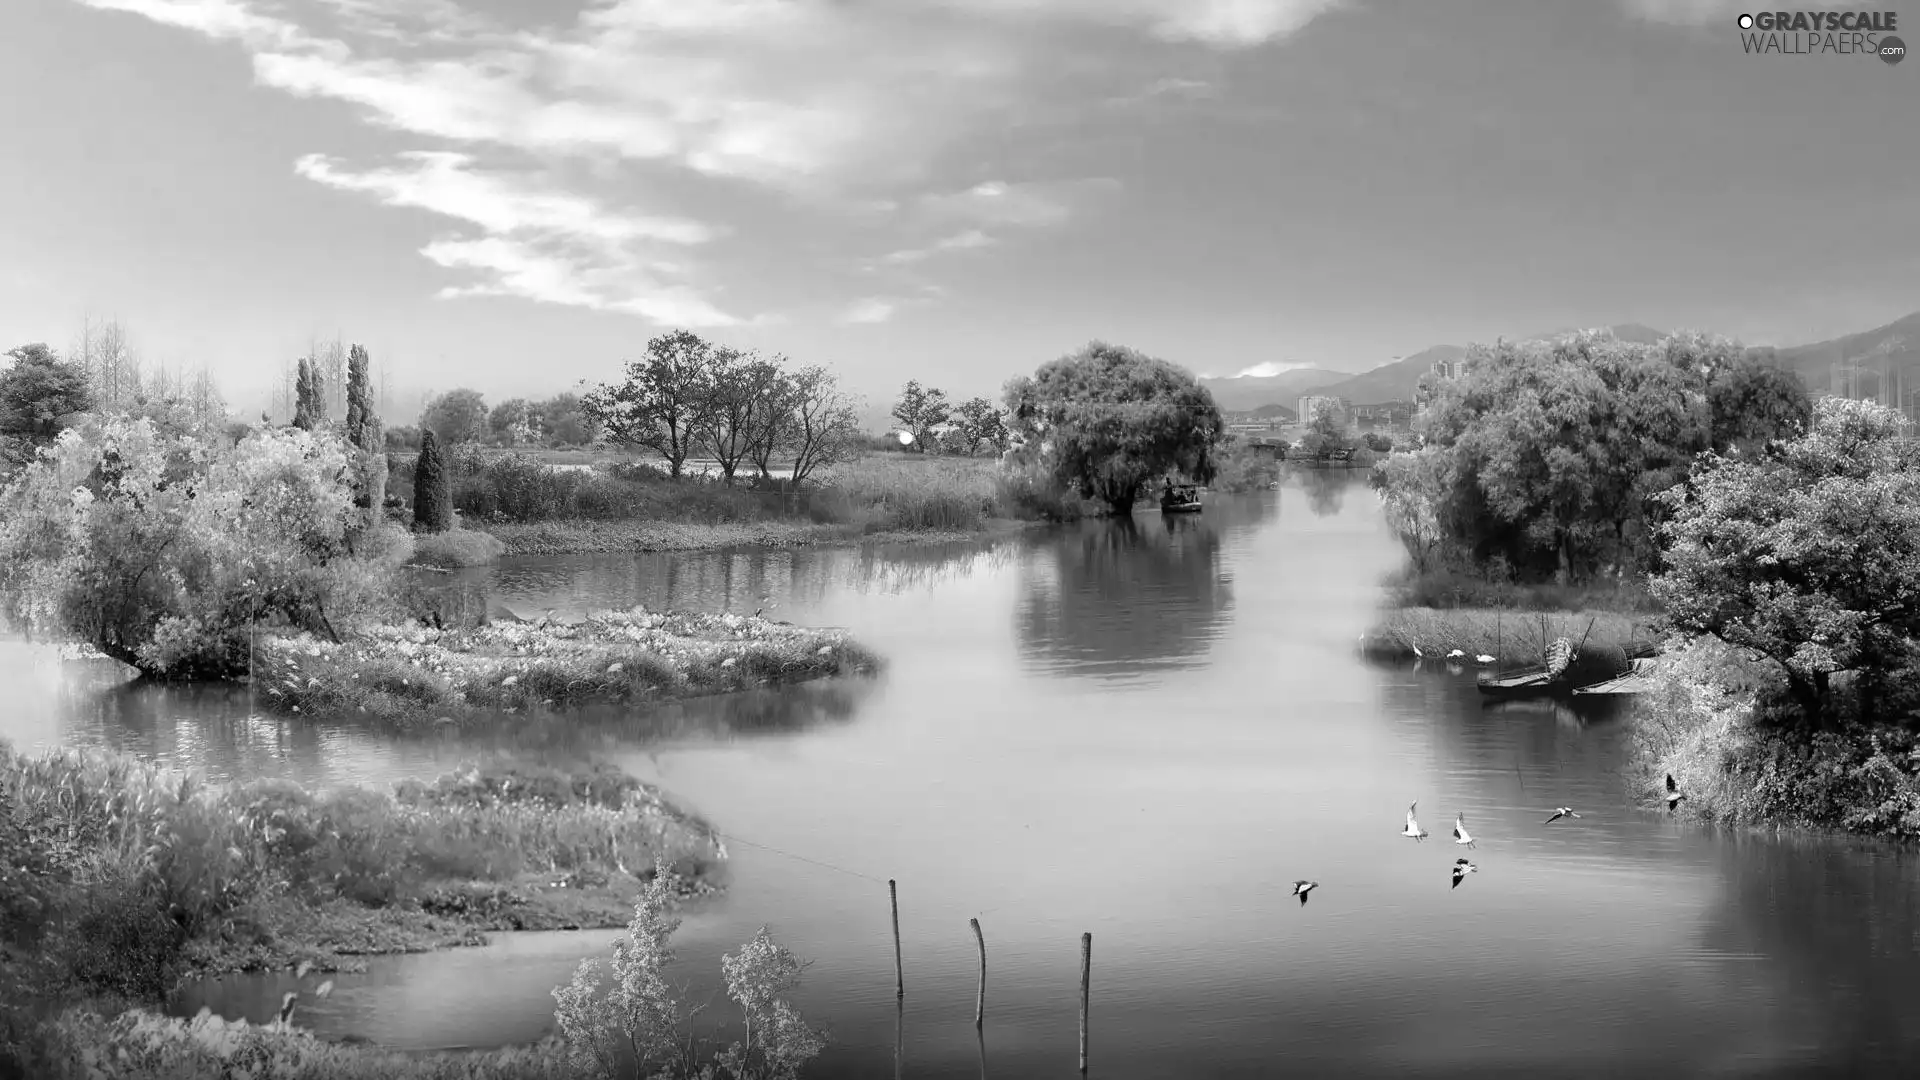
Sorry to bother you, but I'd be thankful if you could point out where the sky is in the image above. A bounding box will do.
[2,0,1916,422]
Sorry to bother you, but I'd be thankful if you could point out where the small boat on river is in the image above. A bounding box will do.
[1477,635,1579,700]
[1160,483,1204,514]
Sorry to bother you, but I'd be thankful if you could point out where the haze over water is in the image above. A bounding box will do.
[7,471,1920,1077]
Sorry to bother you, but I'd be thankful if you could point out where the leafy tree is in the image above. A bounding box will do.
[488,398,539,446]
[890,380,950,453]
[412,428,453,533]
[1296,401,1355,458]
[952,396,1011,456]
[1003,341,1226,515]
[1650,397,1920,729]
[1364,431,1394,453]
[582,330,718,478]
[344,344,380,454]
[383,425,422,454]
[292,357,325,431]
[0,417,405,678]
[0,343,95,467]
[784,365,861,485]
[538,393,596,447]
[694,348,777,485]
[419,388,488,446]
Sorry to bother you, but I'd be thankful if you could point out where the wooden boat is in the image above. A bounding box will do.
[1160,483,1204,514]
[1477,666,1576,700]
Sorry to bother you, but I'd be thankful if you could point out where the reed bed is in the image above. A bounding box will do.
[257,609,881,727]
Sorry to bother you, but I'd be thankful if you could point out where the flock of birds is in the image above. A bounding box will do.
[1288,774,1690,907]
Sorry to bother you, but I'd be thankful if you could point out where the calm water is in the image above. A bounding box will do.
[8,470,1920,1077]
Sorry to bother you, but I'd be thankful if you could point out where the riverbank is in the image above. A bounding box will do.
[256,609,881,728]
[1364,605,1658,674]
[479,515,1040,557]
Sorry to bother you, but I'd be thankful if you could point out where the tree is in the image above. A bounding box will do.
[890,381,950,453]
[344,344,380,454]
[0,417,405,679]
[1003,341,1226,515]
[419,388,488,446]
[538,393,596,447]
[581,330,719,478]
[952,397,1011,456]
[785,365,861,485]
[1296,401,1355,458]
[72,316,141,411]
[0,344,95,467]
[412,428,453,533]
[292,357,324,431]
[1650,397,1920,730]
[693,348,777,485]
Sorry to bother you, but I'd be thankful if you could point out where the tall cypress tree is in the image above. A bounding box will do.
[292,358,316,430]
[345,344,379,453]
[412,427,451,533]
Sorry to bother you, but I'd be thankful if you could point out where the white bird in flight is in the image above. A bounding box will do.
[1291,880,1319,906]
[1544,806,1582,824]
[1451,858,1478,889]
[1453,812,1476,849]
[1403,802,1429,842]
[1665,773,1687,814]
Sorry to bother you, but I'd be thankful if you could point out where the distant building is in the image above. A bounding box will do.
[1430,357,1462,380]
[1298,395,1343,424]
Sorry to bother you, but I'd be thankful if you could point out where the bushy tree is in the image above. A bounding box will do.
[488,398,539,446]
[412,428,453,534]
[1,344,95,468]
[1651,397,1920,729]
[952,396,1011,456]
[582,330,718,478]
[0,418,406,678]
[419,388,488,446]
[1296,401,1355,458]
[1003,341,1225,515]
[538,393,596,447]
[890,380,950,453]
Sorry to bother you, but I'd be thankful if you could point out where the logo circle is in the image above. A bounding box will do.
[1882,35,1906,64]
[1737,13,1754,28]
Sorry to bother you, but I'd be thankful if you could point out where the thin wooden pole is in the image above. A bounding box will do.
[970,917,987,1028]
[894,995,904,1080]
[1078,932,1091,1074]
[890,879,904,998]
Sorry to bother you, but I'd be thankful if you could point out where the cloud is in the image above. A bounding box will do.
[838,298,899,325]
[1230,361,1314,378]
[72,0,1343,324]
[1618,0,1853,23]
[877,228,999,266]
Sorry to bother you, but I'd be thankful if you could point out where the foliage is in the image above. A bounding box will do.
[1206,434,1281,494]
[1649,396,1920,729]
[1296,401,1355,458]
[292,357,323,431]
[1382,331,1813,584]
[256,609,880,727]
[890,380,950,452]
[540,393,598,447]
[422,388,490,446]
[488,398,540,446]
[0,417,407,678]
[1003,340,1226,514]
[386,425,423,453]
[582,330,718,478]
[410,528,507,568]
[413,428,453,534]
[344,344,379,454]
[0,343,95,469]
[552,864,824,1080]
[949,396,1011,456]
[769,364,860,485]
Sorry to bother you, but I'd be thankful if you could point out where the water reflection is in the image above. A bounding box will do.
[1014,514,1235,682]
[1294,466,1351,517]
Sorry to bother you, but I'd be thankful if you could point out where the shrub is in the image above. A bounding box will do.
[412,429,452,533]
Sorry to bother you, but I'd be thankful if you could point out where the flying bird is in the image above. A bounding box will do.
[1403,802,1429,842]
[1291,880,1319,906]
[1544,807,1582,824]
[1451,858,1478,889]
[1665,773,1687,814]
[1453,813,1476,849]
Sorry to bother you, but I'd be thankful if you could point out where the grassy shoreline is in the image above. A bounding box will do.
[1363,605,1659,674]
[256,609,881,728]
[477,515,1040,557]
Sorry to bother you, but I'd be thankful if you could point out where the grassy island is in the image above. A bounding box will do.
[256,608,882,728]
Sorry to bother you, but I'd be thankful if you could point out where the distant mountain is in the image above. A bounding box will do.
[1308,344,1469,407]
[1199,366,1351,413]
[1768,310,1920,401]
[1522,322,1668,345]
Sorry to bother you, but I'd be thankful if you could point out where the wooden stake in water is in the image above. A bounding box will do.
[890,879,904,998]
[1078,932,1091,1074]
[970,917,987,1028]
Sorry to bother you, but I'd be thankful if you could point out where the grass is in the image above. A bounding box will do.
[409,528,508,568]
[1383,566,1662,612]
[1363,606,1658,680]
[255,609,881,728]
[0,744,727,1072]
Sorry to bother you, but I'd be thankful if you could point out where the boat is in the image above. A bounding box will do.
[1160,483,1203,514]
[1477,635,1579,700]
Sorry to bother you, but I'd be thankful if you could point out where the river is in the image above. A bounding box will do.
[6,469,1920,1077]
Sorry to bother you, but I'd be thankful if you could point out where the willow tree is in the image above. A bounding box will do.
[1003,341,1225,515]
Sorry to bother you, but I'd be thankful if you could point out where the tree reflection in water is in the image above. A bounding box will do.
[1015,495,1277,681]
[1293,465,1352,518]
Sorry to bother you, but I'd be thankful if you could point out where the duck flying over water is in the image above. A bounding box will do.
[1291,880,1319,906]
[1403,802,1429,842]
[1451,858,1478,889]
[1452,813,1476,849]
[1665,773,1687,814]
[1544,807,1582,824]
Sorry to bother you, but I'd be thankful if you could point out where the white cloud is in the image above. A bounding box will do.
[838,298,898,324]
[877,228,1000,265]
[1231,361,1313,378]
[71,0,1342,324]
[1619,0,1853,23]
